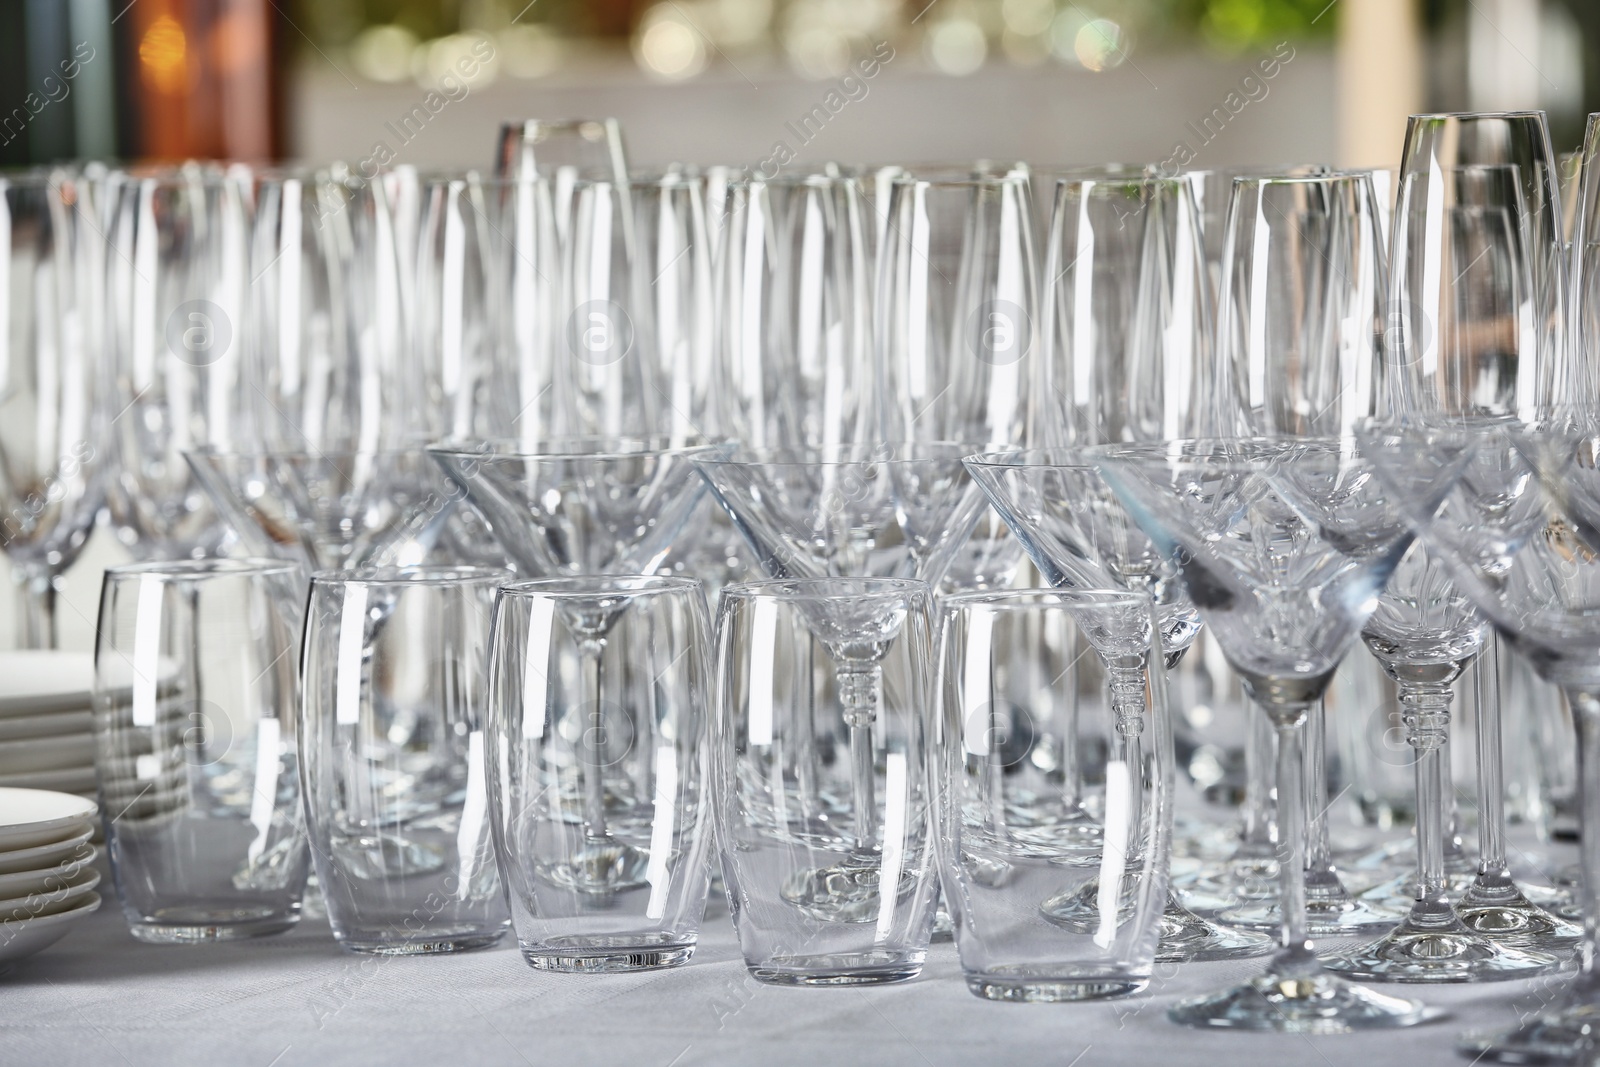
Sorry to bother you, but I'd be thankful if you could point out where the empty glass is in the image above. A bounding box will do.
[299,566,512,955]
[92,558,309,942]
[713,578,938,985]
[486,576,713,971]
[935,588,1172,1001]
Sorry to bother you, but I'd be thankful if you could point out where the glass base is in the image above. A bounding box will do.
[1457,877,1583,948]
[750,950,923,986]
[781,859,916,924]
[1355,869,1476,914]
[538,839,651,895]
[337,929,507,956]
[1156,897,1275,963]
[1456,973,1600,1063]
[521,936,695,973]
[1166,948,1436,1033]
[966,972,1147,1002]
[1220,886,1404,935]
[1320,907,1566,983]
[129,907,297,943]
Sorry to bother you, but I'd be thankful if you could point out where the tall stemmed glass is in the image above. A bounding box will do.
[105,166,252,560]
[0,170,105,647]
[1358,421,1600,1059]
[1092,437,1431,1030]
[696,443,992,920]
[1566,112,1600,415]
[495,118,629,249]
[428,437,716,892]
[1384,111,1580,946]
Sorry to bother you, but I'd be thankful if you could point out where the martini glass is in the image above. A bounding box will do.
[1091,437,1433,1031]
[1358,418,1600,1060]
[966,448,1269,962]
[428,437,717,893]
[695,443,988,921]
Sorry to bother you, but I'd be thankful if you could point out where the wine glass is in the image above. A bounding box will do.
[0,169,105,647]
[1383,111,1579,947]
[714,174,875,450]
[1092,437,1432,1031]
[494,118,629,249]
[105,165,252,559]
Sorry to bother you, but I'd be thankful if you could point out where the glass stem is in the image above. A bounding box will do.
[1303,700,1339,895]
[1566,687,1600,976]
[1473,641,1511,884]
[839,661,881,854]
[1274,710,1310,952]
[581,643,610,842]
[13,564,57,649]
[1401,681,1453,915]
[1236,708,1278,857]
[1108,662,1148,863]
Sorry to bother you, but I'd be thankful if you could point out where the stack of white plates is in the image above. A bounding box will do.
[0,788,101,971]
[0,651,98,808]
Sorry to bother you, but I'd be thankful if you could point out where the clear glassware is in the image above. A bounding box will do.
[494,118,629,249]
[1358,419,1600,1059]
[412,172,562,446]
[1091,437,1431,1031]
[487,575,713,970]
[299,566,511,954]
[427,437,718,578]
[1566,113,1600,415]
[714,577,938,983]
[714,174,875,450]
[104,166,252,559]
[0,169,106,647]
[91,558,309,942]
[936,587,1172,1000]
[1384,110,1580,947]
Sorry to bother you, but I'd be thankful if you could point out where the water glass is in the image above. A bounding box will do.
[486,576,714,972]
[299,566,512,955]
[713,578,939,985]
[934,588,1171,1000]
[92,558,309,942]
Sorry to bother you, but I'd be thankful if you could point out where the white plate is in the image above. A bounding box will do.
[0,865,99,921]
[0,826,94,875]
[0,734,95,775]
[0,767,97,794]
[0,788,97,850]
[0,709,92,742]
[0,846,97,899]
[0,652,94,717]
[0,891,101,969]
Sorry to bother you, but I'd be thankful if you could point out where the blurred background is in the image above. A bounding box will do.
[4,0,1600,650]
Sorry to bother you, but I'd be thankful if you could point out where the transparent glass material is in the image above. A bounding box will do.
[0,169,106,648]
[1359,420,1600,1060]
[713,578,938,985]
[935,588,1172,1001]
[487,576,713,972]
[1091,438,1432,1032]
[92,558,309,942]
[494,118,628,248]
[105,168,251,559]
[299,566,511,955]
[714,175,875,450]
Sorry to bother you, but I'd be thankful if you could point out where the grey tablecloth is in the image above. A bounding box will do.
[0,876,1564,1067]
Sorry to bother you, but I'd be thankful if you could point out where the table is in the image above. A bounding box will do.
[2,871,1561,1067]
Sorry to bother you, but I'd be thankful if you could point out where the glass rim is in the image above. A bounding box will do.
[104,557,300,582]
[963,447,1094,470]
[308,564,512,588]
[185,446,436,463]
[1228,172,1375,188]
[1407,110,1547,122]
[720,577,931,603]
[427,436,724,461]
[699,441,993,468]
[498,116,620,135]
[724,172,862,191]
[941,587,1147,612]
[1083,436,1359,468]
[499,574,703,600]
[889,173,1030,191]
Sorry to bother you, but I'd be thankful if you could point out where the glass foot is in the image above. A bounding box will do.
[538,839,651,894]
[966,970,1146,1001]
[1220,885,1405,935]
[1320,910,1566,983]
[750,950,923,985]
[1355,869,1477,914]
[1167,948,1436,1032]
[1457,877,1583,948]
[1156,897,1275,963]
[521,935,695,972]
[1456,975,1600,1063]
[781,860,916,923]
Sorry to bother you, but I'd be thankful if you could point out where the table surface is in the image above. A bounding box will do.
[1,862,1569,1067]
